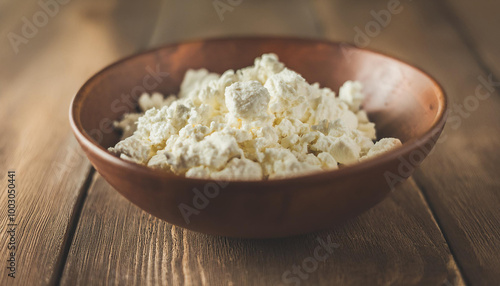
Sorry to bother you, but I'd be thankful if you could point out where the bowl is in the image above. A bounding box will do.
[70,37,447,238]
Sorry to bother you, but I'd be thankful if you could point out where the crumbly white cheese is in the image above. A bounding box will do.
[109,53,402,180]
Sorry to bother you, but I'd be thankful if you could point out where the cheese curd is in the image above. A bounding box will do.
[109,54,402,180]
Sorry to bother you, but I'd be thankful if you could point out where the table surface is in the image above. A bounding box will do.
[1,0,499,285]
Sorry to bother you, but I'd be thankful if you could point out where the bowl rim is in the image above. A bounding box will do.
[69,36,448,186]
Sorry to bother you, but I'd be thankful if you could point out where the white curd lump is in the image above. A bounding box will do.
[109,54,402,180]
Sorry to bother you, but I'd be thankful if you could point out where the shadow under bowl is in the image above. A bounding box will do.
[70,37,447,238]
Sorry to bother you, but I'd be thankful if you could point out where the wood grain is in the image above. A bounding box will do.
[61,0,464,285]
[0,0,160,285]
[312,0,500,284]
[61,174,463,286]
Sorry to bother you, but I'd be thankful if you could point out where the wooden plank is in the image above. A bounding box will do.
[312,0,500,285]
[61,175,463,286]
[0,0,160,285]
[62,1,464,285]
[442,1,500,80]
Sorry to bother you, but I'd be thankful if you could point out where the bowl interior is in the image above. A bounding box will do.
[73,37,445,161]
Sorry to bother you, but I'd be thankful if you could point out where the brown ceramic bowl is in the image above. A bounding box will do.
[70,37,447,238]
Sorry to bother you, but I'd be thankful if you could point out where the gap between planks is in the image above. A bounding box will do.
[412,178,469,286]
[51,167,96,286]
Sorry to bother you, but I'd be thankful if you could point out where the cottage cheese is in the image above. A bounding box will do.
[109,54,402,180]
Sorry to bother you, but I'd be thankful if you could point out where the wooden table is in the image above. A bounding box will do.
[1,0,499,285]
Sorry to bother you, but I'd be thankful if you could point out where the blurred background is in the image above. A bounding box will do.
[1,0,499,285]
